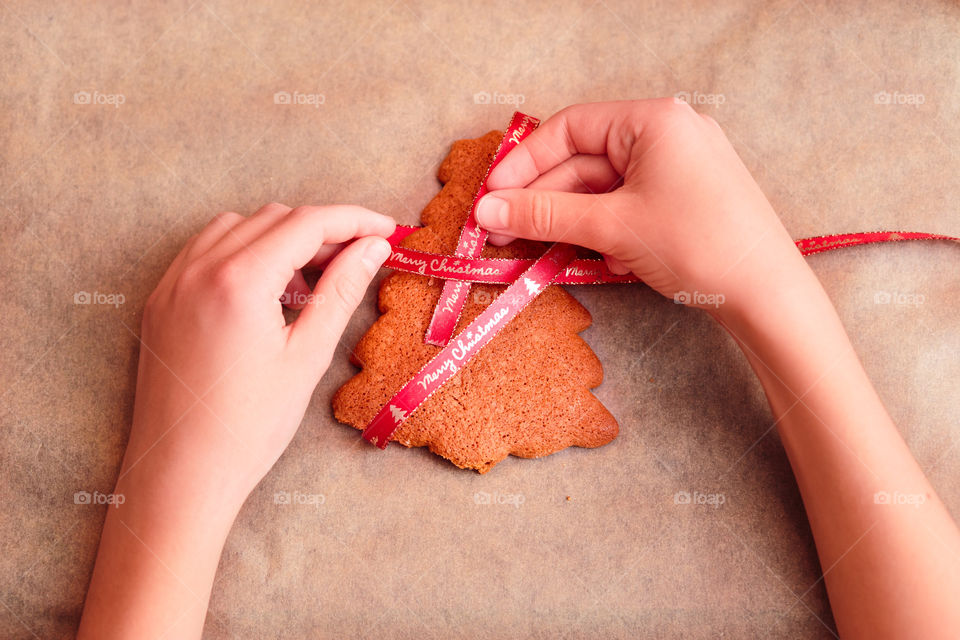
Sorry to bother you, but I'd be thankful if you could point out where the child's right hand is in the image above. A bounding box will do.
[477,99,815,319]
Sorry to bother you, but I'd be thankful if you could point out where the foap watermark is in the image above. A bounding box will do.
[873,290,924,306]
[279,291,326,306]
[674,91,726,107]
[274,490,326,507]
[473,91,526,106]
[74,490,125,507]
[273,91,325,108]
[472,289,533,307]
[673,490,726,508]
[474,491,525,508]
[674,290,725,308]
[874,490,926,509]
[74,291,125,308]
[489,289,538,308]
[73,90,125,108]
[874,91,925,107]
[472,290,493,305]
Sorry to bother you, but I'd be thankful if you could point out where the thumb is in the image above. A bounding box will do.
[288,235,391,370]
[475,190,622,255]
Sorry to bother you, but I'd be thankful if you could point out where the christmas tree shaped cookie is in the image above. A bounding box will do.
[332,129,618,473]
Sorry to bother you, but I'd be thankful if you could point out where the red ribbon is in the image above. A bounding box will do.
[424,112,541,346]
[361,111,960,449]
[362,242,577,448]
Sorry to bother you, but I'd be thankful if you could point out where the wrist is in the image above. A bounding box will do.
[712,245,822,336]
[714,261,859,398]
[126,385,273,500]
[120,414,256,528]
[115,442,248,540]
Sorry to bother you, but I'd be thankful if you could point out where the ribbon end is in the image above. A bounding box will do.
[363,432,389,449]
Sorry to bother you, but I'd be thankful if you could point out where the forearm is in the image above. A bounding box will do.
[78,418,247,639]
[720,265,960,638]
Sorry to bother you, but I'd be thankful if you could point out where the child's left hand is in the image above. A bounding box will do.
[128,203,394,499]
[79,203,394,639]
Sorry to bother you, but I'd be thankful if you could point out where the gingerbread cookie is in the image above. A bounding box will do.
[332,129,618,473]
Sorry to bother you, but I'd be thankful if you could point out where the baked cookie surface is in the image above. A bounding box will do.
[332,129,619,473]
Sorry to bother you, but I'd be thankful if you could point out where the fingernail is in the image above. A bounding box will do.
[361,237,391,275]
[475,195,508,230]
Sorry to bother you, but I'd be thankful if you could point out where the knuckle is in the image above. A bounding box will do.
[332,271,366,310]
[211,211,243,225]
[555,104,577,119]
[700,114,726,137]
[208,259,250,294]
[142,289,161,320]
[166,257,255,316]
[283,205,320,230]
[589,194,626,254]
[663,95,692,113]
[169,262,207,304]
[262,201,289,213]
[252,203,290,225]
[166,266,199,309]
[175,262,205,290]
[288,205,316,221]
[554,104,579,129]
[169,259,252,310]
[207,212,244,235]
[657,96,697,125]
[526,192,556,238]
[647,98,703,142]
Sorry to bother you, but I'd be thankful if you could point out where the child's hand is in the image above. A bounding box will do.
[477,99,812,319]
[129,203,394,498]
[476,101,960,640]
[79,204,395,639]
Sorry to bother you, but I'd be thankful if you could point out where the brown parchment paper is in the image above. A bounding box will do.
[1,1,958,638]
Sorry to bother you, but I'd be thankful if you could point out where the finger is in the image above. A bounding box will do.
[604,254,631,275]
[204,202,291,261]
[233,205,396,294]
[157,211,244,289]
[280,269,311,310]
[303,242,346,270]
[288,235,392,369]
[486,99,670,190]
[700,113,722,130]
[487,232,516,246]
[155,236,199,292]
[184,211,246,262]
[475,189,625,255]
[483,156,620,249]
[526,154,622,194]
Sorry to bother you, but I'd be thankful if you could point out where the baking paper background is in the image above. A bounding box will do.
[1,1,958,638]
